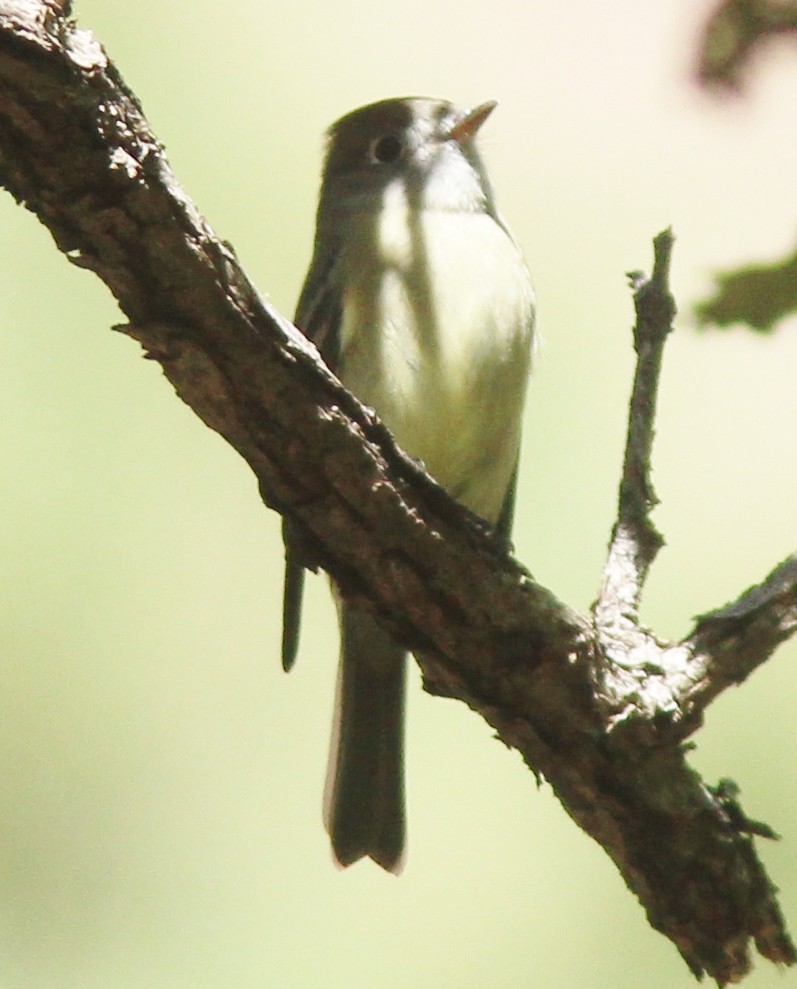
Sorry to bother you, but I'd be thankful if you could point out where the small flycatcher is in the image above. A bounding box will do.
[282,97,535,872]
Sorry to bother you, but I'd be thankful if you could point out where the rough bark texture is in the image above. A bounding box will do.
[1,2,796,982]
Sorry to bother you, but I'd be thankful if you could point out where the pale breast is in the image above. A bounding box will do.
[338,205,534,523]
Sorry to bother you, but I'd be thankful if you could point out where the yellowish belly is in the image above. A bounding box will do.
[338,209,534,523]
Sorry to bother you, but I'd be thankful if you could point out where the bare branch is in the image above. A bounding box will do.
[684,554,797,708]
[1,3,796,982]
[594,230,675,658]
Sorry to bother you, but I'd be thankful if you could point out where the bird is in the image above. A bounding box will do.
[281,96,535,872]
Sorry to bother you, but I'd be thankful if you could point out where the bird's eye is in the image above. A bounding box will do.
[369,134,403,164]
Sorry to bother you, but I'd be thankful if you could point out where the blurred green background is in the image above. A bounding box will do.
[2,0,797,986]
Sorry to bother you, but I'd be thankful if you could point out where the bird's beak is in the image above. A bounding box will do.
[447,101,497,143]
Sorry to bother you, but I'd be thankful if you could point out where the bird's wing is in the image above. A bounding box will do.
[281,242,344,670]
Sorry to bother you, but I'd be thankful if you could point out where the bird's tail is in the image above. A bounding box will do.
[324,607,406,873]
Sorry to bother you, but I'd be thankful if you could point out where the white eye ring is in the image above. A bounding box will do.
[368,133,403,164]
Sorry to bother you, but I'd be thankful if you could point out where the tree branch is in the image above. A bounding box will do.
[685,554,797,708]
[696,0,797,90]
[695,241,797,333]
[1,2,796,982]
[594,230,674,660]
